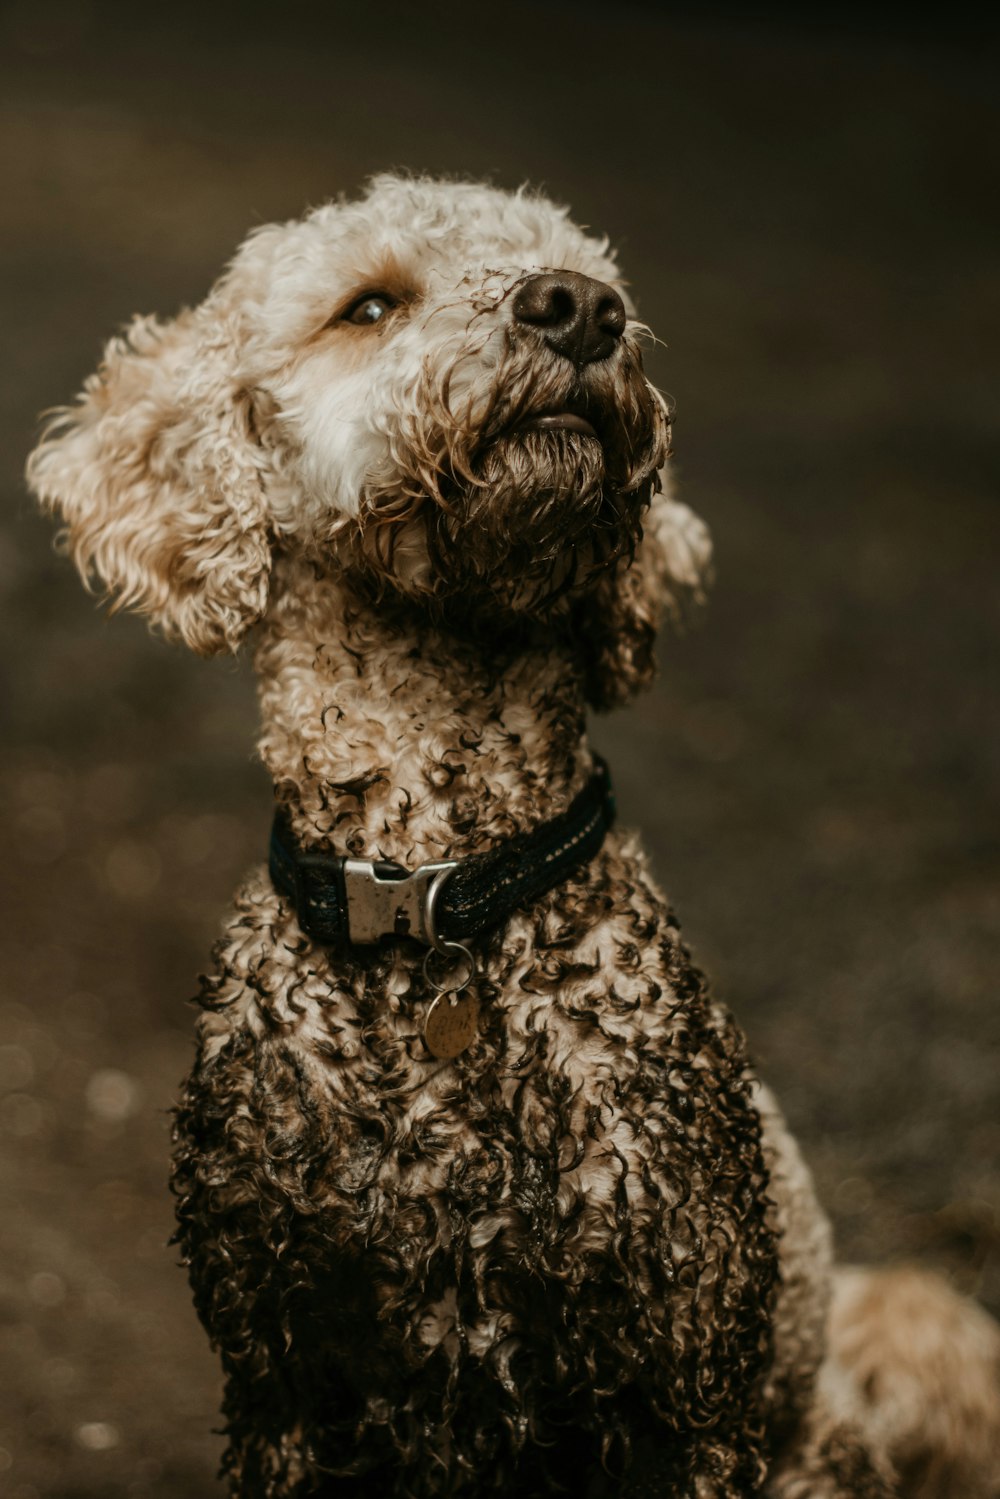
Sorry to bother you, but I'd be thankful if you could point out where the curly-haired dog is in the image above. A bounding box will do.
[28,175,1000,1497]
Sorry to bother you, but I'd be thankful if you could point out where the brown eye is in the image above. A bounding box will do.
[342,292,398,327]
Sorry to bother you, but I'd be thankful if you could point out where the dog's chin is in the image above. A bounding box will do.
[352,431,641,623]
[400,430,647,617]
[472,428,608,536]
[347,402,664,619]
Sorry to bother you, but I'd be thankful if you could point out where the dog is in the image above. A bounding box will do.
[28,174,1000,1497]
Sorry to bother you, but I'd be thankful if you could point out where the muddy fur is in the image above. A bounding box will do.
[173,848,776,1496]
[27,174,1000,1497]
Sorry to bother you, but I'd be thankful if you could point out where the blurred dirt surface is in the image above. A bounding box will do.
[0,2,997,1495]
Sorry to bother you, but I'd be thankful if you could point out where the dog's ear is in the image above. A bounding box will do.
[577,486,712,710]
[26,302,271,656]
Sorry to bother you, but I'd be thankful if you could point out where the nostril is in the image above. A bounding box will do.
[513,280,577,330]
[596,294,627,339]
[545,288,576,327]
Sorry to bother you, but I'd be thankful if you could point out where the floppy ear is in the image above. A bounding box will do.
[26,302,271,655]
[577,483,713,710]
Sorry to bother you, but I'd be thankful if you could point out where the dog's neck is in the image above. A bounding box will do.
[254,555,595,867]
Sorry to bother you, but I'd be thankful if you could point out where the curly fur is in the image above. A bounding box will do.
[27,173,1000,1497]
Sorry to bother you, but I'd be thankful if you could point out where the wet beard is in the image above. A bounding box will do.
[347,341,669,619]
[424,429,651,614]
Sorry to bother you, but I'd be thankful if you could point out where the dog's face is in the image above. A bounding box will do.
[27,175,706,697]
[242,177,668,609]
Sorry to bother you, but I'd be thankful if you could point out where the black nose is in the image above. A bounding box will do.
[511,271,627,365]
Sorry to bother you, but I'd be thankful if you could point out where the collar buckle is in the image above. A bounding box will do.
[341,858,457,948]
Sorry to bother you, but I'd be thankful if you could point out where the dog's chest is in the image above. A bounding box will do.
[173,838,779,1496]
[187,846,776,1421]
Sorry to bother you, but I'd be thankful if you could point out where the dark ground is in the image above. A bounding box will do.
[0,2,998,1494]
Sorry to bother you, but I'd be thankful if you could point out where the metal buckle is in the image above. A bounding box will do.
[341,858,457,948]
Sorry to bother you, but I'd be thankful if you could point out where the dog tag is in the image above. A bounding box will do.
[424,989,480,1060]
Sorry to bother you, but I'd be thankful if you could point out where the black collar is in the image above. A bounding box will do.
[268,756,615,952]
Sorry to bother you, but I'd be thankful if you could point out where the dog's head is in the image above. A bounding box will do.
[27,174,710,704]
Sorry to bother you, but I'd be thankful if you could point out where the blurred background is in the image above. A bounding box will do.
[1,1,997,1494]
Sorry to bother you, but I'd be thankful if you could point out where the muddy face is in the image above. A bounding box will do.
[248,182,672,617]
[356,307,671,614]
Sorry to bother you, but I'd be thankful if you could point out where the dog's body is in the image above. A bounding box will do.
[28,176,999,1496]
[170,562,833,1495]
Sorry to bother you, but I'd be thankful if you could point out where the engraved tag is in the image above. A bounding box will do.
[423,989,480,1060]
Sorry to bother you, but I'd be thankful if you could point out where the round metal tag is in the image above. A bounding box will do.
[423,989,480,1060]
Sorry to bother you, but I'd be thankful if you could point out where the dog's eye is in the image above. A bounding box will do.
[341,292,398,327]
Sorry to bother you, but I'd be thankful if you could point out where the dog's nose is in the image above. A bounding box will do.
[511,271,627,365]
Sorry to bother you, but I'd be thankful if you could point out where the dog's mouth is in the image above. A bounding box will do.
[514,410,599,440]
[356,344,669,613]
